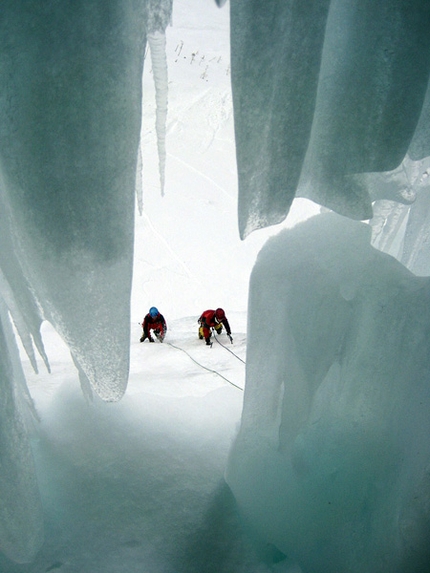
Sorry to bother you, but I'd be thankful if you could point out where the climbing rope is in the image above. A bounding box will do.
[165,341,244,391]
[213,332,246,365]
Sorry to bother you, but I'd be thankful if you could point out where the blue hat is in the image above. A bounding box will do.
[149,307,159,318]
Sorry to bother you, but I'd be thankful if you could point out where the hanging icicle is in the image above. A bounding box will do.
[148,31,168,196]
[135,141,144,215]
[146,0,173,196]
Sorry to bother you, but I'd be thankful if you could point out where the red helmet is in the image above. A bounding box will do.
[215,308,225,319]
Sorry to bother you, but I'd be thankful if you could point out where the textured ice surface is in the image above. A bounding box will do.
[298,1,430,222]
[0,299,43,563]
[148,31,169,195]
[1,0,430,568]
[0,0,155,563]
[227,213,430,573]
[0,1,147,399]
[230,0,330,237]
[409,79,430,161]
[231,0,430,234]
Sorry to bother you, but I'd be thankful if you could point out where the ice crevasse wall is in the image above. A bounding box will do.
[226,2,430,572]
[0,0,172,563]
[1,0,430,571]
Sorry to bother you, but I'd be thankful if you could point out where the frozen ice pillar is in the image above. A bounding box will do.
[0,1,149,563]
[0,2,148,401]
[226,213,430,572]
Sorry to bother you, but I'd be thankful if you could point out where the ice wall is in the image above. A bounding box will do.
[0,0,173,563]
[230,0,331,237]
[227,1,430,570]
[230,0,430,237]
[369,155,430,269]
[226,213,430,572]
[0,299,43,564]
[0,1,149,401]
[1,0,430,568]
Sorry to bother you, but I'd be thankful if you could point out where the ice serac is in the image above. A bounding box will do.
[231,0,430,234]
[0,298,43,563]
[230,0,331,238]
[226,213,430,573]
[0,1,147,401]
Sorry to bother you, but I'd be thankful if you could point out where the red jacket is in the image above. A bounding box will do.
[199,309,231,336]
[142,312,167,338]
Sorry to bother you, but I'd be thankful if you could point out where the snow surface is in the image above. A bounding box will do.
[1,1,316,571]
[132,0,318,322]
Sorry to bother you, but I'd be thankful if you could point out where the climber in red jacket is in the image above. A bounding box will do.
[198,308,232,346]
[140,307,167,343]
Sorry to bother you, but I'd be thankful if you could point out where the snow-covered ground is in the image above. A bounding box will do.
[2,1,316,571]
[132,0,317,321]
[6,316,260,573]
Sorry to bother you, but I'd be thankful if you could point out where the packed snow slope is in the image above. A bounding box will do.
[1,315,286,573]
[133,0,316,322]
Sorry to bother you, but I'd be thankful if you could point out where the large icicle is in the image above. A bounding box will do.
[230,0,430,234]
[145,0,173,196]
[0,183,50,375]
[297,0,430,222]
[0,297,43,564]
[0,2,147,402]
[231,0,331,238]
[148,31,168,196]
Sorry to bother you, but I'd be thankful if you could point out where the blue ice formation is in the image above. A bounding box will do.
[230,0,430,237]
[227,1,430,571]
[0,298,43,564]
[226,213,430,572]
[146,0,173,197]
[0,0,430,569]
[0,0,172,563]
[0,1,148,403]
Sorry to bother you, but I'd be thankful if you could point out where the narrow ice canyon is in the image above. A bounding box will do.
[1,1,430,571]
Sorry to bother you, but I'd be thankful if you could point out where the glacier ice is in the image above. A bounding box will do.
[230,0,331,238]
[0,298,43,563]
[0,0,174,563]
[409,78,430,162]
[147,31,169,196]
[1,0,430,569]
[0,1,148,400]
[230,0,430,236]
[401,186,430,276]
[365,155,430,273]
[226,213,430,572]
[146,0,173,196]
